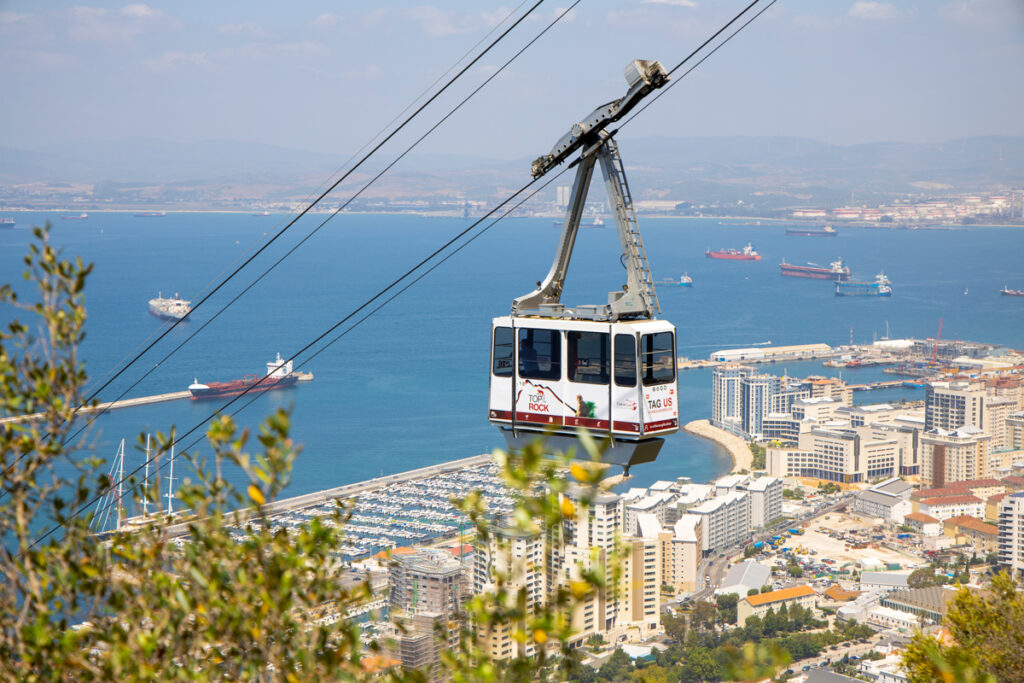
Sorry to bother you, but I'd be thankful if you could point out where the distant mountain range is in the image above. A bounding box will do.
[2,135,1022,209]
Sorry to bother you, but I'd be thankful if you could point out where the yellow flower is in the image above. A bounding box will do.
[248,485,266,505]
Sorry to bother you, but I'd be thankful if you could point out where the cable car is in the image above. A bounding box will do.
[488,60,678,471]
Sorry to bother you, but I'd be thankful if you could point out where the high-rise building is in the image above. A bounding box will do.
[548,487,626,639]
[744,476,782,528]
[985,397,1017,451]
[388,549,465,677]
[690,491,749,553]
[472,525,546,661]
[926,380,985,432]
[741,374,780,439]
[998,492,1024,579]
[1009,411,1024,450]
[712,365,755,434]
[920,426,991,489]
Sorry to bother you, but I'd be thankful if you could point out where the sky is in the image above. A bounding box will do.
[2,0,1023,160]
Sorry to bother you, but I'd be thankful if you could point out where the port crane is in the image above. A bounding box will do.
[488,60,679,472]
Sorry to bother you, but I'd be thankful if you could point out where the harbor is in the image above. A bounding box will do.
[135,453,513,560]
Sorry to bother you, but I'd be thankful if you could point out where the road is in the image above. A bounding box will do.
[679,494,852,604]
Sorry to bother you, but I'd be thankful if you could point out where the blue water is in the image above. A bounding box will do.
[1,214,1023,500]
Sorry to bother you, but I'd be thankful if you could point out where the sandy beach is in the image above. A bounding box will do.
[683,419,753,473]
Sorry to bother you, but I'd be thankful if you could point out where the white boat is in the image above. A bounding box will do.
[148,292,192,321]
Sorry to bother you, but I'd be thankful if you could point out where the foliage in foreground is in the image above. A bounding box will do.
[902,571,1023,683]
[0,227,647,681]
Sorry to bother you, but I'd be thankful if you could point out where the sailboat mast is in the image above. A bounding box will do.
[143,434,150,517]
[116,438,125,531]
[166,445,175,515]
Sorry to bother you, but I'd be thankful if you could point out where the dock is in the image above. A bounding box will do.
[1,372,314,425]
[127,453,497,540]
[0,390,192,425]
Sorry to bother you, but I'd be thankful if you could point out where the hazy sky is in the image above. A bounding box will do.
[2,0,1023,159]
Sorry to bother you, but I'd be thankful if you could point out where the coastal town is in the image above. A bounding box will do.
[165,332,1023,681]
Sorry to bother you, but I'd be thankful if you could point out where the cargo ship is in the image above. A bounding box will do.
[1000,286,1024,297]
[705,243,761,260]
[0,217,14,228]
[135,211,167,217]
[779,257,850,281]
[786,225,837,237]
[835,272,892,297]
[148,293,192,321]
[61,213,88,220]
[189,353,298,400]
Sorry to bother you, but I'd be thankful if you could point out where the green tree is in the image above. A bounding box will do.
[0,227,616,681]
[663,608,688,644]
[691,600,718,632]
[597,648,633,680]
[717,593,739,625]
[902,572,1024,683]
[908,567,942,588]
[680,646,719,682]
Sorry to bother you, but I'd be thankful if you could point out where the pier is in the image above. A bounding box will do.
[0,390,192,425]
[0,373,313,425]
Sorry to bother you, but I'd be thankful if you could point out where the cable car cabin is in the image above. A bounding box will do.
[488,316,678,471]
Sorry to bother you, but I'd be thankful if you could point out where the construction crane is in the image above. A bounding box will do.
[488,60,679,473]
[931,317,943,364]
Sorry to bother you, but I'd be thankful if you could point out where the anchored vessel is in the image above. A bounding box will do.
[1,217,15,228]
[836,272,892,297]
[148,292,191,321]
[786,225,837,237]
[489,60,679,473]
[189,353,298,400]
[779,258,851,281]
[1000,286,1024,297]
[705,243,761,260]
[61,213,88,220]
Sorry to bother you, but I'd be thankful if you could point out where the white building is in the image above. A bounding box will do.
[690,490,750,554]
[745,476,782,528]
[998,491,1024,579]
[859,572,910,593]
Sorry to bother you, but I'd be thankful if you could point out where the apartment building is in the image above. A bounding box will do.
[920,426,991,489]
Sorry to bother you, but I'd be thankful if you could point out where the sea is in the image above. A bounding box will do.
[1,213,1023,513]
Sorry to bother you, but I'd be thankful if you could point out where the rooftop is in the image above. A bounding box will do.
[746,476,779,492]
[921,495,982,506]
[744,584,816,607]
[905,512,940,524]
[673,514,701,543]
[860,572,910,587]
[856,490,904,508]
[943,515,998,536]
[720,560,772,591]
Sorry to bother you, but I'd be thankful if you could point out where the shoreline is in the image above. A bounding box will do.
[683,419,753,473]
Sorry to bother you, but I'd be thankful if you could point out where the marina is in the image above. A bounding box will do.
[126,454,516,561]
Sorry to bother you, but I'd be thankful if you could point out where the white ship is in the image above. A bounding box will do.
[148,292,191,321]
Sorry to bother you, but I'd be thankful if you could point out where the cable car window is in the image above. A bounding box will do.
[614,334,637,387]
[641,332,675,385]
[518,329,561,380]
[568,331,609,384]
[492,326,514,377]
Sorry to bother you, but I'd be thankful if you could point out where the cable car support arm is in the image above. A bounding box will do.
[511,60,669,321]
